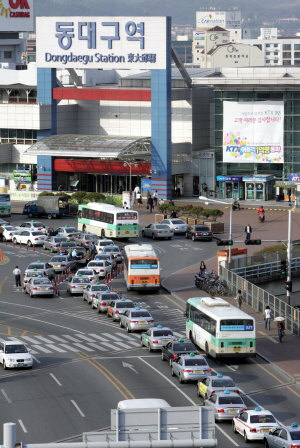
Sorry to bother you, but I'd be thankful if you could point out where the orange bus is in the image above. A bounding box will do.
[123,244,160,291]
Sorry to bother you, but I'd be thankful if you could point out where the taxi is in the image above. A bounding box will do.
[74,268,98,283]
[67,276,90,295]
[171,352,212,383]
[264,422,300,448]
[205,390,247,422]
[197,373,240,399]
[233,407,278,442]
[119,306,154,333]
[107,297,135,321]
[141,325,176,352]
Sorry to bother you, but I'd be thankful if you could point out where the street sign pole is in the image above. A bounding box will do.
[287,209,292,305]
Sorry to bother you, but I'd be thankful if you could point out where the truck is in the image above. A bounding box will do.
[22,196,70,219]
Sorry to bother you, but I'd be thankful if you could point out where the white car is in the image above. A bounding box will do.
[87,260,112,278]
[95,238,115,254]
[18,221,48,234]
[83,283,109,304]
[55,226,81,239]
[23,270,48,289]
[233,407,278,442]
[159,218,188,234]
[12,230,47,247]
[2,226,19,241]
[74,268,98,283]
[101,245,123,263]
[0,339,33,369]
[24,262,55,279]
[25,278,54,298]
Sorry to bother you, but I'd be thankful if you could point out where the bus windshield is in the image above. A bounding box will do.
[130,259,158,269]
[220,319,254,331]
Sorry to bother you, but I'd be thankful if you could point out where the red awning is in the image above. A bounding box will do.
[53,159,151,175]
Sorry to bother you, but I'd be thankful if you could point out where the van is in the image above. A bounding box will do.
[117,398,170,410]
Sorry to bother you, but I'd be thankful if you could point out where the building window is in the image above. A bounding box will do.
[294,52,300,58]
[266,52,270,55]
[274,52,278,55]
[283,52,291,58]
[4,51,12,59]
[294,60,300,65]
[295,44,300,50]
[0,128,37,144]
[283,60,291,66]
[283,44,291,50]
[274,44,278,48]
[266,44,270,48]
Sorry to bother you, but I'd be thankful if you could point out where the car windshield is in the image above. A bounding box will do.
[54,237,67,243]
[91,285,107,291]
[95,255,111,260]
[84,235,98,241]
[61,242,76,248]
[32,223,44,228]
[99,241,114,247]
[77,270,93,275]
[173,343,196,351]
[103,247,119,253]
[291,432,300,441]
[218,397,244,405]
[249,415,276,424]
[72,278,89,284]
[184,358,207,366]
[116,302,135,309]
[212,379,236,388]
[172,220,185,224]
[51,257,66,262]
[6,226,15,231]
[32,231,44,236]
[26,272,44,278]
[63,227,77,232]
[27,264,44,270]
[88,262,103,266]
[155,225,170,229]
[33,279,51,285]
[194,226,209,231]
[101,294,119,300]
[131,311,151,318]
[5,344,28,354]
[153,330,173,337]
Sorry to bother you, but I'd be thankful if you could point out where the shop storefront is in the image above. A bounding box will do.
[216,175,243,200]
[242,175,275,201]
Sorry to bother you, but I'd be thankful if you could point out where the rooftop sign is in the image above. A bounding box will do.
[0,0,34,31]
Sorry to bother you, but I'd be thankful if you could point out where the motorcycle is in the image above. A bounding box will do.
[258,214,265,223]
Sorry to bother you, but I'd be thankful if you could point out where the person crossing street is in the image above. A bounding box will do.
[13,266,22,287]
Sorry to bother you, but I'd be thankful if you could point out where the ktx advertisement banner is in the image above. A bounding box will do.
[36,16,167,70]
[223,101,284,164]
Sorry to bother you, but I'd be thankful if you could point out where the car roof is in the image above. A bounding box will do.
[211,375,234,381]
[246,409,273,415]
[0,339,24,345]
[180,353,206,359]
[215,391,241,398]
[151,326,172,331]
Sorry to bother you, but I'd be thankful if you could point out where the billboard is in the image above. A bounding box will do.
[223,101,284,164]
[0,0,34,32]
[36,16,167,70]
[196,11,241,29]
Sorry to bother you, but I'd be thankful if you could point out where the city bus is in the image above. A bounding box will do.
[0,192,11,217]
[185,297,256,358]
[78,203,139,239]
[123,244,160,291]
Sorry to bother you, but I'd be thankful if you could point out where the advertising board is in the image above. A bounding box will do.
[223,101,284,164]
[0,0,34,32]
[196,11,241,29]
[36,16,167,70]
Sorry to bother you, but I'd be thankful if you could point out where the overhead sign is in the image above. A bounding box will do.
[36,16,167,69]
[196,11,241,30]
[288,173,300,182]
[0,0,34,32]
[223,101,284,164]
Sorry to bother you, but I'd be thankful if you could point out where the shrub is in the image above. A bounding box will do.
[191,206,204,218]
[38,191,54,196]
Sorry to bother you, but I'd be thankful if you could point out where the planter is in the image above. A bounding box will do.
[204,221,224,234]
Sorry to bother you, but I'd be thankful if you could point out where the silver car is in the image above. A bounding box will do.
[25,278,54,298]
[87,260,112,278]
[205,391,247,422]
[264,423,300,448]
[23,270,47,289]
[197,373,240,399]
[83,283,109,304]
[160,218,188,234]
[119,307,155,333]
[95,253,114,264]
[55,226,81,238]
[74,268,98,283]
[48,255,77,273]
[92,291,120,313]
[142,224,174,240]
[43,236,67,252]
[101,245,123,263]
[95,239,115,254]
[25,262,55,279]
[141,325,176,351]
[67,276,90,295]
[107,299,135,321]
[74,232,99,247]
[171,353,212,383]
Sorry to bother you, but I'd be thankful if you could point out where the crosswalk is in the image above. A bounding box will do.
[7,330,185,355]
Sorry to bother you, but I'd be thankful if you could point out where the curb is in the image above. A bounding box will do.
[0,254,10,265]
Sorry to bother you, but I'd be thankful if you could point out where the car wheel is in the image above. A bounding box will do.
[264,440,269,448]
[161,352,165,361]
[119,320,123,328]
[171,367,175,377]
[152,234,156,240]
[244,432,249,443]
[148,343,152,352]
[233,423,238,434]
[192,236,196,241]
[27,240,33,247]
[168,237,173,240]
[3,361,7,370]
[126,325,131,333]
[179,374,184,384]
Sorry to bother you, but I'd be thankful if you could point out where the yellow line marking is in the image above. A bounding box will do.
[78,352,134,400]
[0,275,8,294]
[7,326,11,336]
[21,330,28,336]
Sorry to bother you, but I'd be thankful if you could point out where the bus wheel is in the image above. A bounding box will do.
[28,213,33,218]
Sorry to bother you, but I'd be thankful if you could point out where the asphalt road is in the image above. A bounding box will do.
[0,214,299,445]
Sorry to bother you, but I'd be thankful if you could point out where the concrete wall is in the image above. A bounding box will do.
[0,103,51,129]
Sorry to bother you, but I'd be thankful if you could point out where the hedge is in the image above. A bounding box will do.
[157,203,223,221]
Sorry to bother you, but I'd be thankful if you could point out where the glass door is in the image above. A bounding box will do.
[255,183,264,200]
[225,182,233,198]
[246,182,255,200]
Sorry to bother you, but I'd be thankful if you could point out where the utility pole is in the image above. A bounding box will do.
[287,208,292,305]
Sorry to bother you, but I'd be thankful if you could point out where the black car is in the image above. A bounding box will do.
[185,225,213,241]
[161,339,199,365]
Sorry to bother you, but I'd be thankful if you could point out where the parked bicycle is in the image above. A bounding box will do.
[195,270,229,296]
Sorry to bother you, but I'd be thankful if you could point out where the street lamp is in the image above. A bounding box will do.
[123,161,138,193]
[199,196,233,263]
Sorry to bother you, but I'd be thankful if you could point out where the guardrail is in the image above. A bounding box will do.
[230,257,300,282]
[219,263,300,336]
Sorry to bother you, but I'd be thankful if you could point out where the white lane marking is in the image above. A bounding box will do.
[21,335,42,344]
[18,419,28,433]
[34,335,56,344]
[49,373,62,386]
[138,357,239,447]
[70,400,85,417]
[46,345,66,353]
[73,343,94,352]
[258,330,279,344]
[1,389,12,404]
[63,335,83,342]
[173,331,185,338]
[111,341,134,349]
[101,332,123,341]
[121,340,141,347]
[87,343,108,351]
[32,345,52,354]
[32,355,41,364]
[114,332,137,340]
[73,334,95,342]
[88,333,109,342]
[48,335,69,343]
[59,344,81,352]
[95,341,123,351]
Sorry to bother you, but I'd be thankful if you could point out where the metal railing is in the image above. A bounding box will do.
[230,257,300,282]
[219,263,300,336]
[228,247,300,269]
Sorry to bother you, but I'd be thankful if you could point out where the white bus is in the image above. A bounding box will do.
[0,192,11,217]
[185,297,256,358]
[123,244,160,291]
[78,202,139,239]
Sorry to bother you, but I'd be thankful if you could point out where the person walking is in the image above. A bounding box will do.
[0,224,3,242]
[244,224,252,241]
[277,320,285,342]
[90,242,96,259]
[199,261,206,276]
[264,306,271,330]
[153,190,158,207]
[235,289,243,309]
[13,266,22,287]
[133,185,140,203]
[136,191,142,206]
[111,255,118,277]
[147,195,154,213]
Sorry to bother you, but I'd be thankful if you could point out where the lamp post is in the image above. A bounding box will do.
[199,196,233,264]
[123,161,138,193]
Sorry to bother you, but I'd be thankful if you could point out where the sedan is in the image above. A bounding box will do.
[23,270,47,288]
[159,219,188,234]
[25,262,54,279]
[233,408,278,442]
[141,325,175,351]
[74,232,99,247]
[101,245,123,263]
[2,226,19,241]
[67,277,90,295]
[161,338,198,366]
[74,268,98,283]
[119,307,154,333]
[55,226,81,238]
[264,423,300,448]
[18,221,48,234]
[87,260,112,278]
[13,230,47,247]
[107,298,135,321]
[48,255,77,273]
[43,236,67,252]
[142,224,173,240]
[0,340,33,369]
[92,292,120,313]
[83,283,109,304]
[59,241,78,255]
[205,391,247,422]
[185,225,213,241]
[171,353,212,383]
[25,278,54,298]
[95,253,114,264]
[95,239,115,254]
[197,373,240,399]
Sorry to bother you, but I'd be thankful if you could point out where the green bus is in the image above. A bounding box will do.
[78,202,139,239]
[185,297,256,358]
[0,193,11,217]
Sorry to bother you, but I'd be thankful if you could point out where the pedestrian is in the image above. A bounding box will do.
[199,260,206,276]
[111,255,118,277]
[153,190,158,206]
[244,224,252,241]
[235,289,243,309]
[90,242,96,259]
[13,266,22,287]
[277,320,285,342]
[264,305,271,330]
[0,224,3,242]
[85,247,91,262]
[133,185,140,203]
[147,195,154,213]
[71,248,78,258]
[170,209,177,218]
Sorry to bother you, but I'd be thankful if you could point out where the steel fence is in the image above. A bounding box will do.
[219,263,300,336]
[229,257,300,282]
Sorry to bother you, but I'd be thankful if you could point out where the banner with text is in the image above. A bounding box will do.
[223,101,284,164]
[36,16,167,70]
